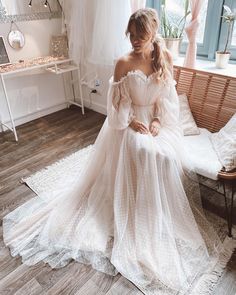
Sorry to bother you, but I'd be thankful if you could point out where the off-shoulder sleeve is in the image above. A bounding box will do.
[107,77,135,130]
[156,79,182,132]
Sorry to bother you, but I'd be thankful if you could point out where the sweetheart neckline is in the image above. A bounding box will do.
[127,69,156,80]
[111,69,157,85]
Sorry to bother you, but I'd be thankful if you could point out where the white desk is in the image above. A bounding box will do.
[0,57,84,141]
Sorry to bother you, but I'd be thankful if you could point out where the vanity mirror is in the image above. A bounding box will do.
[8,21,25,49]
[0,0,61,23]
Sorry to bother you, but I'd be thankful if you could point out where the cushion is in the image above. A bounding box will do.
[179,94,200,136]
[183,128,222,180]
[211,113,236,171]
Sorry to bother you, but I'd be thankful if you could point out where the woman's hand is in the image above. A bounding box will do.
[129,119,149,134]
[149,119,160,137]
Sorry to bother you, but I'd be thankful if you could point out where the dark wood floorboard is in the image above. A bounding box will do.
[0,106,235,295]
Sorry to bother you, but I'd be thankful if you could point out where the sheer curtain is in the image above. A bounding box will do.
[61,0,131,66]
[88,0,131,65]
[130,0,146,13]
[184,0,204,68]
[1,0,19,15]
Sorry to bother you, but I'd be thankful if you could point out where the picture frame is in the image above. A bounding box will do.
[50,34,68,58]
[0,36,10,65]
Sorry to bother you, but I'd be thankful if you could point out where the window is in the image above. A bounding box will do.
[146,0,236,61]
[232,23,236,46]
[218,0,236,59]
[158,0,208,44]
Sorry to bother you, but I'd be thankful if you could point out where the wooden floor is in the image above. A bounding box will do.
[0,107,235,295]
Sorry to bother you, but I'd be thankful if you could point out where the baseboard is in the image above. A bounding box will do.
[0,103,68,132]
[0,99,107,133]
[82,98,107,115]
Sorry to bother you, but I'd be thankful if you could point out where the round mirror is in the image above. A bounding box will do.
[8,30,25,49]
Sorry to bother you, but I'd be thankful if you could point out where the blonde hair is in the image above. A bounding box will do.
[126,8,171,80]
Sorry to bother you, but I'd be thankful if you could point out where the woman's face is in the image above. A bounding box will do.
[129,22,152,54]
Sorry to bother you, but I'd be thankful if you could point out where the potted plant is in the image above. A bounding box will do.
[215,5,236,69]
[160,0,190,60]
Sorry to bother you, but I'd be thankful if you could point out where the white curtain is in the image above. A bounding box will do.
[183,0,204,68]
[88,0,131,65]
[130,0,146,13]
[1,0,19,15]
[61,0,131,66]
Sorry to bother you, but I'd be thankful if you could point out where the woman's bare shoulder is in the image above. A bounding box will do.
[114,54,133,82]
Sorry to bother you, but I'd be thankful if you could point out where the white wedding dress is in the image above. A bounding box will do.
[3,71,230,294]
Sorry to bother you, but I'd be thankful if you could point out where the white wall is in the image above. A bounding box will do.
[1,18,62,62]
[0,18,68,130]
[0,17,116,136]
[79,63,114,116]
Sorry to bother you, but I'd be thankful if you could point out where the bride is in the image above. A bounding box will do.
[3,8,232,294]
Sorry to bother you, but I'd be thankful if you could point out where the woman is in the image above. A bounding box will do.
[3,8,231,294]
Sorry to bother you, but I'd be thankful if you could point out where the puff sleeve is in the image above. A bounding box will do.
[156,79,182,132]
[107,77,135,130]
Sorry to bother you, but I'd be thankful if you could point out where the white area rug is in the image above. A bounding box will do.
[22,145,94,196]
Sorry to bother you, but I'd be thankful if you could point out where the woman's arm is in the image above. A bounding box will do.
[114,58,149,134]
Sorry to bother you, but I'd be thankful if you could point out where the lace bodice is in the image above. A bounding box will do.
[111,70,165,106]
[107,70,180,130]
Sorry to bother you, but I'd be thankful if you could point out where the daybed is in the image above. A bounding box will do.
[174,65,236,237]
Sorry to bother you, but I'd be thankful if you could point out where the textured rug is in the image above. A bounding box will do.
[22,145,236,295]
[23,145,94,196]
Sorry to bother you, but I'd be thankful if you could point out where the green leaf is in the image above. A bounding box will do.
[184,0,189,16]
[223,5,232,15]
[161,0,166,6]
[160,0,191,38]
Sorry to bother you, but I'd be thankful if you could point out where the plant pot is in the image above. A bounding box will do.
[163,38,182,60]
[215,51,231,69]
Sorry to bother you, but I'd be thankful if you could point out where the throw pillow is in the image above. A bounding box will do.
[211,113,236,171]
[179,93,200,136]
